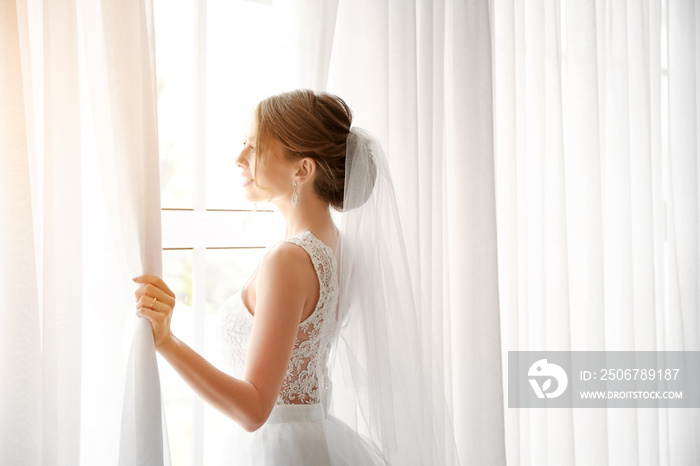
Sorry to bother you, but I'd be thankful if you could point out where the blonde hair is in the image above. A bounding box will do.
[254,89,353,211]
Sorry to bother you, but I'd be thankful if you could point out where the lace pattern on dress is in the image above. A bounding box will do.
[216,231,339,405]
[217,293,253,377]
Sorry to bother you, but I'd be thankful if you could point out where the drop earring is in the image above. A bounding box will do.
[291,180,299,208]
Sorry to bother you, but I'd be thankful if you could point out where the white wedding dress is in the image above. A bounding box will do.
[216,230,385,466]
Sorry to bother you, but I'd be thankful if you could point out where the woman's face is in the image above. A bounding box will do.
[236,120,295,206]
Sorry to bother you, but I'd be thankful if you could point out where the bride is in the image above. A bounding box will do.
[132,90,459,465]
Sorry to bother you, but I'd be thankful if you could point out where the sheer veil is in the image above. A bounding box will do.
[326,128,461,465]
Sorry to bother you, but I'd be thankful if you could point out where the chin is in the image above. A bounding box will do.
[245,194,268,205]
[240,187,261,204]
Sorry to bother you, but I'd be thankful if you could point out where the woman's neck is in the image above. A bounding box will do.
[273,193,333,239]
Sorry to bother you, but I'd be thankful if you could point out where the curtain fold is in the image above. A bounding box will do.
[1,0,168,464]
[666,0,699,464]
[291,0,339,90]
[444,0,505,463]
[0,1,42,463]
[79,0,167,464]
[41,0,83,464]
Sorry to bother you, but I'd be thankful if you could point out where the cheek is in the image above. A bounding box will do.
[269,165,292,188]
[249,154,261,179]
[253,157,274,183]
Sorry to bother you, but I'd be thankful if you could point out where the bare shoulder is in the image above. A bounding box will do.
[261,240,312,273]
[257,241,317,296]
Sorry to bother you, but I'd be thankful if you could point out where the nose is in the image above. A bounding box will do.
[235,146,247,167]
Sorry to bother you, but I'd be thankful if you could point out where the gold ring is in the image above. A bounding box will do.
[152,296,157,307]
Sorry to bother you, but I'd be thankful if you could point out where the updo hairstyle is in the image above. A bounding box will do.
[254,89,352,211]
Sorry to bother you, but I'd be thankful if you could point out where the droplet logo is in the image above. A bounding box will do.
[528,359,568,399]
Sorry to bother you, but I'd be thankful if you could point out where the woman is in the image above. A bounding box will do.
[133,90,459,465]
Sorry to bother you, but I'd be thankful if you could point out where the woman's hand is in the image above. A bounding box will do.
[132,274,177,350]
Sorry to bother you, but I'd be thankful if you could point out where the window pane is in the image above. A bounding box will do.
[205,0,298,210]
[160,249,195,466]
[155,0,195,209]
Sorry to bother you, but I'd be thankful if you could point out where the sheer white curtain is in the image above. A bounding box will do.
[493,0,699,464]
[1,0,166,464]
[297,0,699,464]
[1,1,43,462]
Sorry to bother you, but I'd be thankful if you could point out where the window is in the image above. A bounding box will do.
[154,0,297,464]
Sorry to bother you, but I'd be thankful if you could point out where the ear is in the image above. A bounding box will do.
[294,158,316,186]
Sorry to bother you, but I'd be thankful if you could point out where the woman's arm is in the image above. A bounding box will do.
[156,336,264,431]
[133,242,317,432]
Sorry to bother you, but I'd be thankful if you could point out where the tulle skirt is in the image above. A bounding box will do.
[216,403,385,466]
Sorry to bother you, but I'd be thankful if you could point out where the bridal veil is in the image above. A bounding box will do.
[326,127,461,465]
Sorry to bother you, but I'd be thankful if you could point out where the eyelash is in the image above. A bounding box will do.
[242,140,255,152]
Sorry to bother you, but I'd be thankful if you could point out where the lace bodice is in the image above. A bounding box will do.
[217,231,339,405]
